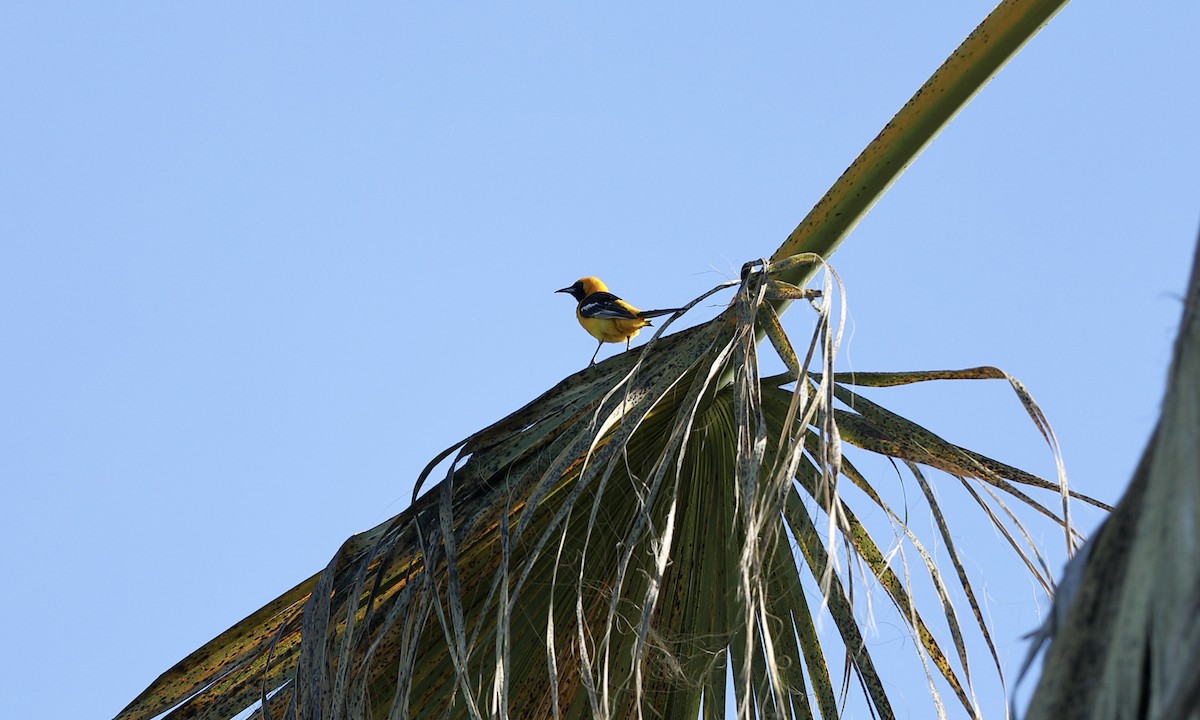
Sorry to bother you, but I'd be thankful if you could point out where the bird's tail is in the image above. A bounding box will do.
[635,308,682,320]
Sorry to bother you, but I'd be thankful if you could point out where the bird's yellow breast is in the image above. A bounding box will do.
[577,313,650,344]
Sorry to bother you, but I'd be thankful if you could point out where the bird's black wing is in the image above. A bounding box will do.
[578,292,640,320]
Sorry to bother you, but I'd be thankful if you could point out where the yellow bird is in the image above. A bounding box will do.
[556,276,681,365]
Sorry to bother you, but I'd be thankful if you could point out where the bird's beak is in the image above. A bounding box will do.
[555,286,573,295]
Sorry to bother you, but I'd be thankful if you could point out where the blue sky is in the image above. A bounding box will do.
[2,3,1197,718]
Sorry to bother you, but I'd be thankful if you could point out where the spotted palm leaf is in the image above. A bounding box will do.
[115,1,1098,718]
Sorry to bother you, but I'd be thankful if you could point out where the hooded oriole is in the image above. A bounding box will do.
[556,276,681,365]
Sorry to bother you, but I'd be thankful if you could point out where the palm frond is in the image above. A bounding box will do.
[119,257,1100,719]
[1024,232,1200,720]
[116,1,1091,717]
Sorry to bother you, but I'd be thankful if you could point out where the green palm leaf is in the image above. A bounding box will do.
[115,0,1098,718]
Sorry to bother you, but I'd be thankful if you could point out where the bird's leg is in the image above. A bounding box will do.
[590,340,603,366]
[625,339,631,352]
